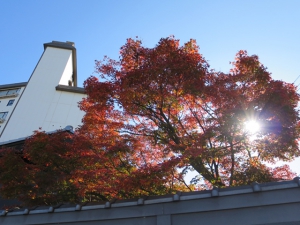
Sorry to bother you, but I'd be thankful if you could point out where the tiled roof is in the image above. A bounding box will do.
[0,178,300,225]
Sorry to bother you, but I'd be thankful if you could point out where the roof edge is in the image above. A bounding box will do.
[0,82,27,90]
[55,85,85,94]
[0,178,299,219]
[0,125,74,147]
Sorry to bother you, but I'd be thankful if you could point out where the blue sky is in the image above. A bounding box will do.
[1,0,300,174]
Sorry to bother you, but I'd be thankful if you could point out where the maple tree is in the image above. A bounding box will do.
[0,131,80,206]
[0,37,299,206]
[80,37,299,188]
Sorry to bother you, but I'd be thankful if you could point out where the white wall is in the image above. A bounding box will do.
[0,46,85,142]
[0,86,25,136]
[40,91,85,131]
[58,54,73,86]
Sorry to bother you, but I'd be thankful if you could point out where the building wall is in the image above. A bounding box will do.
[0,42,85,143]
[0,85,26,137]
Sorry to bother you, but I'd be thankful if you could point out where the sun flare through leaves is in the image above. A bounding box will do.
[244,120,260,134]
[0,37,299,207]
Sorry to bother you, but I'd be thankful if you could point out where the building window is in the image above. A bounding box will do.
[0,112,8,119]
[7,99,15,106]
[0,88,20,98]
[0,112,8,123]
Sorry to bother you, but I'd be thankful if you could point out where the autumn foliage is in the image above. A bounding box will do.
[0,37,299,206]
[0,131,80,206]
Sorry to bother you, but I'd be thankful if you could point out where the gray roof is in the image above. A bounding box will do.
[0,82,27,90]
[0,125,74,146]
[55,84,85,94]
[1,178,300,225]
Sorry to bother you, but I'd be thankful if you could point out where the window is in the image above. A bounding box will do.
[0,112,8,119]
[0,112,8,123]
[0,88,20,98]
[7,99,15,106]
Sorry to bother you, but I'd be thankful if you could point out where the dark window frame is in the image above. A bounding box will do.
[7,99,15,106]
[0,111,8,119]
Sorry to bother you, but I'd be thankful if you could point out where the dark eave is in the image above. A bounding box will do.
[43,41,78,87]
[55,85,85,94]
[0,82,27,90]
[0,125,74,148]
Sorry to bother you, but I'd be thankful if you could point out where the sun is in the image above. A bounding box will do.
[244,120,260,134]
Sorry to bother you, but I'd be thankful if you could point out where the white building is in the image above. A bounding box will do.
[0,41,86,143]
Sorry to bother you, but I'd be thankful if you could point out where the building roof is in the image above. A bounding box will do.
[0,125,74,147]
[0,82,27,90]
[0,178,300,225]
[55,84,85,94]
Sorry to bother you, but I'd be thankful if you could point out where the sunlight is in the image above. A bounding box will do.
[244,120,260,134]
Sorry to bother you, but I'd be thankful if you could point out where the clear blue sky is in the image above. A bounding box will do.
[1,0,299,174]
